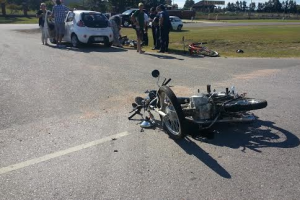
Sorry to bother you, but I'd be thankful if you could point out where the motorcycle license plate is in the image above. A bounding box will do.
[94,37,104,42]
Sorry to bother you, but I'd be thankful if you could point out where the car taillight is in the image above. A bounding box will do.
[77,20,85,27]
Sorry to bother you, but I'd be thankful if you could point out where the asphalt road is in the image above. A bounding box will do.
[1,24,300,200]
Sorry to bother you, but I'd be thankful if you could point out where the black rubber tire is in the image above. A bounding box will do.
[201,49,219,57]
[49,38,57,44]
[177,25,182,31]
[71,34,80,48]
[123,20,130,27]
[224,98,267,112]
[158,86,186,140]
[105,41,113,47]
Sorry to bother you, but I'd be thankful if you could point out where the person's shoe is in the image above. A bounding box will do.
[158,50,165,53]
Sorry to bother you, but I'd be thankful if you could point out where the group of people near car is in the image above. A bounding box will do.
[36,0,69,47]
[130,3,171,54]
[36,1,171,53]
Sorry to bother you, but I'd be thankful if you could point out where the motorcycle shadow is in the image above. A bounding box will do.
[190,119,300,152]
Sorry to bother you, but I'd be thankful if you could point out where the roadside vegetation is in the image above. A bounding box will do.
[0,16,36,24]
[219,19,300,23]
[121,25,300,58]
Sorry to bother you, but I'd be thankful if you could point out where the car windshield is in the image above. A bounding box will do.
[122,10,134,15]
[81,13,108,28]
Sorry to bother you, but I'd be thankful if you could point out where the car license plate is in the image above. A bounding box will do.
[94,37,104,42]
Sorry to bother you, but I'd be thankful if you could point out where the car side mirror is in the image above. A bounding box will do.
[152,70,160,78]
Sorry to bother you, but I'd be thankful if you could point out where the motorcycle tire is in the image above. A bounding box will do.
[200,49,219,57]
[158,86,186,140]
[224,98,267,112]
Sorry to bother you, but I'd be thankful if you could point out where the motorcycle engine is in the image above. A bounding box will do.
[189,94,213,121]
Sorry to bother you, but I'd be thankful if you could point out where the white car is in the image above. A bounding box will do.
[51,10,114,47]
[169,16,183,31]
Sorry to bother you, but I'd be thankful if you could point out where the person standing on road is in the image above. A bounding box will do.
[158,4,170,53]
[36,3,51,45]
[143,12,149,46]
[109,15,123,47]
[51,0,69,48]
[149,7,158,50]
[131,3,146,54]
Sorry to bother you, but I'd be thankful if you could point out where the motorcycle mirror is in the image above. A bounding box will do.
[151,70,160,78]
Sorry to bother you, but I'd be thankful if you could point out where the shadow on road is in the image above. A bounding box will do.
[47,44,128,53]
[174,119,299,179]
[175,136,232,179]
[145,52,184,60]
[197,120,300,152]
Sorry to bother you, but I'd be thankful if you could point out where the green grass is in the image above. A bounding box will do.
[121,25,300,58]
[0,16,37,24]
[220,19,300,23]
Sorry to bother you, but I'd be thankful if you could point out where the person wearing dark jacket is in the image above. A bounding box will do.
[157,4,170,53]
[149,7,158,50]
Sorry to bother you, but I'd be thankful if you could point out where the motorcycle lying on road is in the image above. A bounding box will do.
[128,70,268,140]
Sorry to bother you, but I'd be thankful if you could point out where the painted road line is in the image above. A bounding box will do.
[0,131,130,175]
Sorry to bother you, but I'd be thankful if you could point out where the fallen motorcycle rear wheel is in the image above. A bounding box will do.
[224,98,267,112]
[158,86,186,139]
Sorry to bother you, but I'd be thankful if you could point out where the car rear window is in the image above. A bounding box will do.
[81,13,109,28]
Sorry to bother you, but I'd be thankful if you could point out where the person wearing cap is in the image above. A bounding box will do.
[131,3,146,54]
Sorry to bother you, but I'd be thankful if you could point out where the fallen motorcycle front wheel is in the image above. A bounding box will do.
[158,86,186,140]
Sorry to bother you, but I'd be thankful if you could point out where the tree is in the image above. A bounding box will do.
[0,0,7,16]
[165,0,172,5]
[257,2,264,12]
[242,1,247,11]
[85,0,107,12]
[183,0,194,10]
[235,1,240,11]
[249,2,256,11]
[109,0,141,13]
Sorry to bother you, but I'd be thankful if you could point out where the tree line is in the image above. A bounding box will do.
[226,0,298,13]
[1,0,170,16]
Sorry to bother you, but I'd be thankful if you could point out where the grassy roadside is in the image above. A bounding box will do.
[121,25,300,58]
[219,19,300,23]
[0,16,37,24]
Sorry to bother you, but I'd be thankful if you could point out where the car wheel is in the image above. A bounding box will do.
[71,34,80,48]
[49,38,57,44]
[105,41,113,47]
[177,25,182,31]
[123,20,130,27]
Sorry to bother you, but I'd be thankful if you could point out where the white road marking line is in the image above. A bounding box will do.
[0,131,130,175]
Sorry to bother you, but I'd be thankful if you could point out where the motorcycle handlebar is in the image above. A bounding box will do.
[163,78,171,86]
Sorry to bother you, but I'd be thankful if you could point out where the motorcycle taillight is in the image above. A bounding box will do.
[77,20,85,27]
